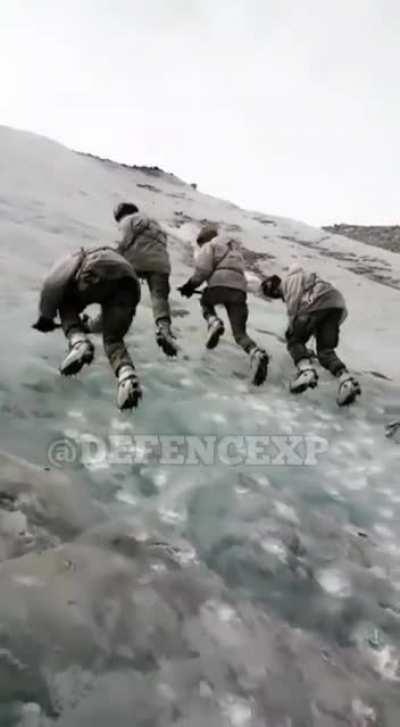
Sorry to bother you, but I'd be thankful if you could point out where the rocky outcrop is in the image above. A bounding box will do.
[323,224,400,253]
[0,451,104,561]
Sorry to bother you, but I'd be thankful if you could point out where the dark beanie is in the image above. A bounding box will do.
[197,223,219,246]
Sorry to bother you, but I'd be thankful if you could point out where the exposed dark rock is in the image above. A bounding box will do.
[323,224,400,254]
[136,183,162,193]
[77,152,186,184]
[251,215,276,226]
[279,236,400,290]
[241,245,276,277]
[172,210,195,228]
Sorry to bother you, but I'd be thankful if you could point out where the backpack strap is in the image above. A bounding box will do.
[214,240,233,270]
[214,240,244,276]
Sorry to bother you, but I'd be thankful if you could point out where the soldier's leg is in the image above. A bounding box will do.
[286,314,318,394]
[224,290,257,353]
[286,315,314,366]
[200,287,217,321]
[58,296,94,376]
[146,273,178,357]
[101,279,142,409]
[146,272,172,323]
[59,298,83,338]
[315,309,346,376]
[225,290,269,386]
[101,281,138,375]
[315,308,361,406]
[200,288,225,350]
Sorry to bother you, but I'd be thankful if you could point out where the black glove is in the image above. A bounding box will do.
[285,324,293,340]
[79,313,91,333]
[261,279,270,297]
[178,281,196,298]
[32,316,59,333]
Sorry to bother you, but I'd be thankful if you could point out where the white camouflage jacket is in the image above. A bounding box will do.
[38,247,137,320]
[190,235,247,292]
[281,265,347,323]
[116,212,171,275]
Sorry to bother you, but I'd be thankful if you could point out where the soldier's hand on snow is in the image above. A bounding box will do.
[32,316,59,333]
[178,281,196,298]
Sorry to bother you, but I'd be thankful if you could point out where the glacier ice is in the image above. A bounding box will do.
[0,125,400,724]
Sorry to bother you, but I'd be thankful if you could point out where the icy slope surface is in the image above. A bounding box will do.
[0,125,399,725]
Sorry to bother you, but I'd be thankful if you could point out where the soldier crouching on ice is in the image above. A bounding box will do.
[113,202,178,357]
[179,223,269,386]
[261,264,361,406]
[32,246,142,410]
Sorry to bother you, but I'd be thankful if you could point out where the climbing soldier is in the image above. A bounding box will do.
[261,264,361,406]
[179,223,269,386]
[32,246,142,410]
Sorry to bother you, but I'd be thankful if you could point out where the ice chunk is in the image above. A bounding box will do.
[115,490,137,506]
[274,501,300,524]
[13,575,45,587]
[219,695,253,727]
[67,409,85,420]
[158,507,186,525]
[261,538,287,562]
[316,568,351,598]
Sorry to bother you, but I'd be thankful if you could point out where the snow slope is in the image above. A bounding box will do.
[0,125,400,725]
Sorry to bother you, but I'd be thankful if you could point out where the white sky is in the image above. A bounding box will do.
[1,0,399,226]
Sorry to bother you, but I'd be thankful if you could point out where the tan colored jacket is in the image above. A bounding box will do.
[116,212,171,274]
[190,235,247,292]
[38,247,137,320]
[282,265,347,323]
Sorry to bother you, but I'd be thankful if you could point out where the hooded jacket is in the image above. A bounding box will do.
[281,265,347,323]
[38,247,137,320]
[189,234,247,292]
[116,212,171,275]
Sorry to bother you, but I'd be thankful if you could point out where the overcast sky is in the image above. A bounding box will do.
[1,0,399,226]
